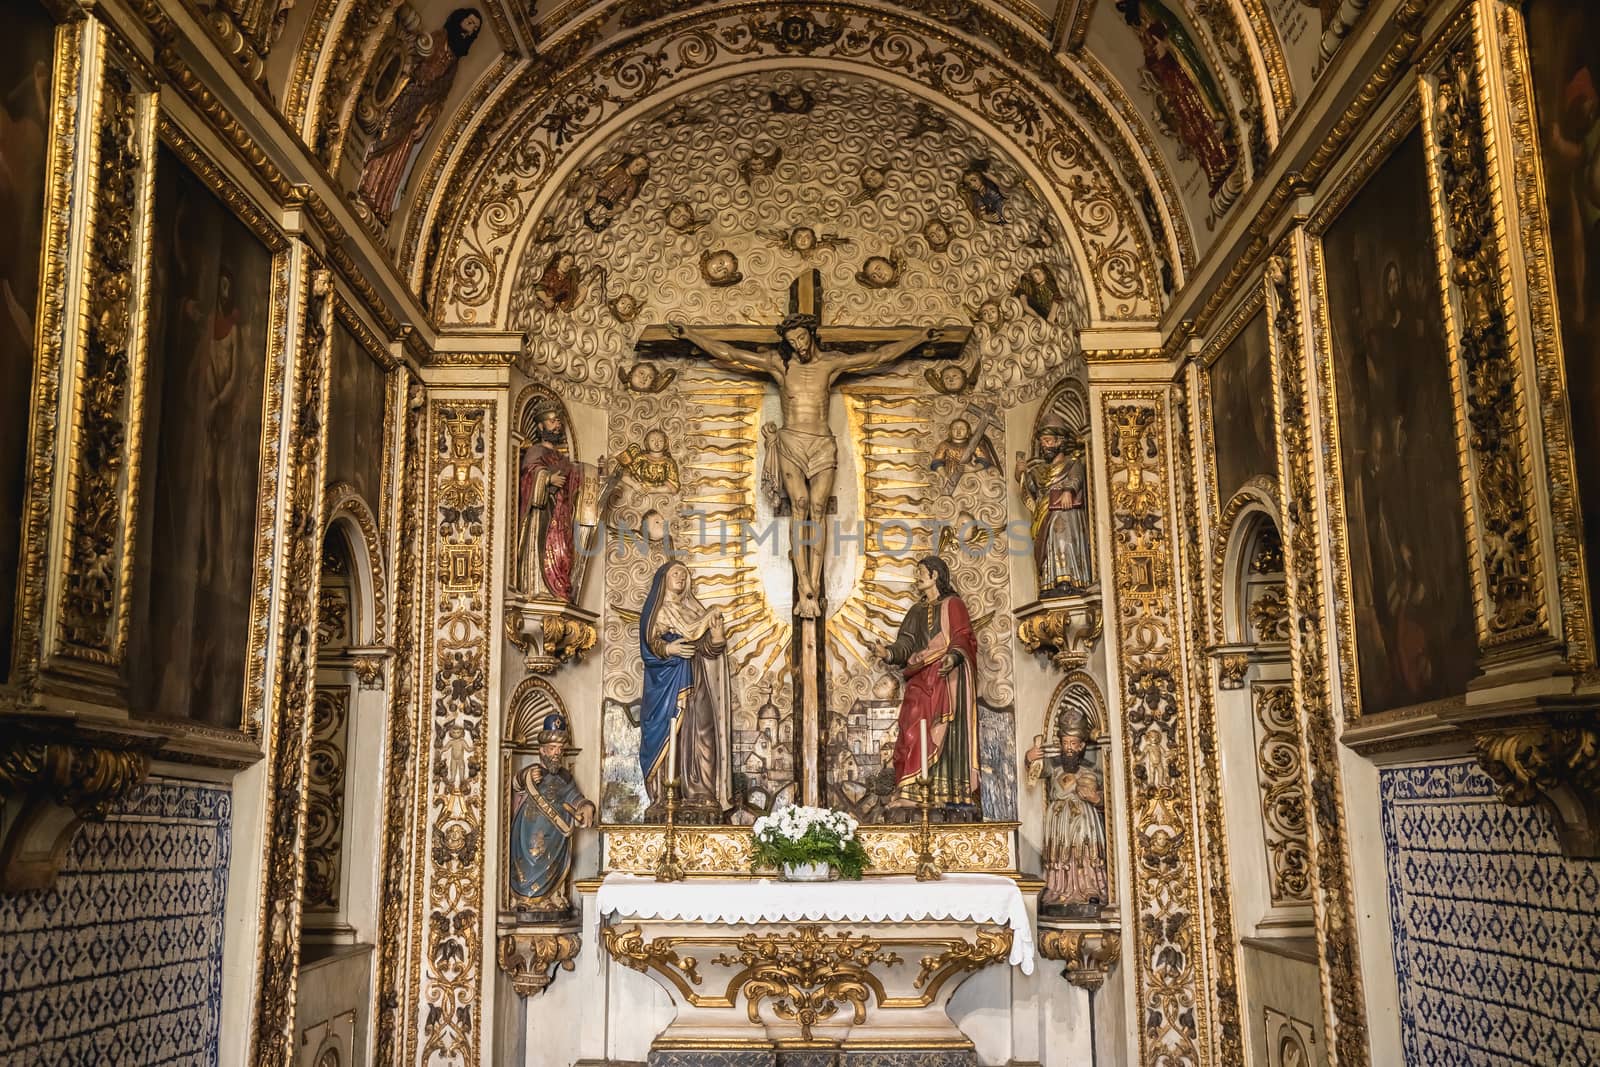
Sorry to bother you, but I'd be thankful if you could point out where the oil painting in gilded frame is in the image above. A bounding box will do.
[1524,0,1600,642]
[1208,306,1275,509]
[0,0,58,680]
[1320,128,1477,716]
[325,311,390,514]
[130,143,277,729]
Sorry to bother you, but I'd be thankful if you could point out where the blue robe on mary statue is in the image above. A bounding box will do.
[638,562,731,815]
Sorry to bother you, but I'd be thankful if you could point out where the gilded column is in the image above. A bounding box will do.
[250,251,335,1065]
[1101,389,1216,1067]
[1266,236,1367,1067]
[16,24,156,701]
[405,395,499,1067]
[374,376,426,1067]
[1420,0,1572,667]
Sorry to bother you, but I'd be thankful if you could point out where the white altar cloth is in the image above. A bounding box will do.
[596,872,1036,973]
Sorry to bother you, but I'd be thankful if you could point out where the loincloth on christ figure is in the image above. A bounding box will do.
[760,424,838,507]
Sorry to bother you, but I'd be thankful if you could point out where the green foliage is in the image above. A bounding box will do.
[750,824,869,880]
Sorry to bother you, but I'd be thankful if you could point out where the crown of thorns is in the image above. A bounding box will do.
[778,312,820,335]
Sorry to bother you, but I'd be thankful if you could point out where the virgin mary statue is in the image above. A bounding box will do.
[638,561,732,821]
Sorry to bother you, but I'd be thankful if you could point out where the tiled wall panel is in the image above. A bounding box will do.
[1381,759,1600,1066]
[0,779,230,1065]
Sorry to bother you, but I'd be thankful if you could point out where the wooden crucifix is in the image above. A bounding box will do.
[636,270,968,805]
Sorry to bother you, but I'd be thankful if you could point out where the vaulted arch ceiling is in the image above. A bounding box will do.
[246,0,1361,327]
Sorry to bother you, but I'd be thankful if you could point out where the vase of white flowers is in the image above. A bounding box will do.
[750,803,869,881]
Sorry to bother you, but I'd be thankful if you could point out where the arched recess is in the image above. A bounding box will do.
[1021,376,1098,597]
[410,3,1196,325]
[1210,488,1327,1066]
[294,498,393,1065]
[1030,670,1116,919]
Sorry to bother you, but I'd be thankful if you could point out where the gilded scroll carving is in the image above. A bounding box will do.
[601,824,1015,877]
[497,928,582,998]
[303,686,351,912]
[1266,247,1366,1066]
[413,400,495,1067]
[57,59,147,663]
[1428,29,1544,643]
[1037,925,1122,993]
[1474,720,1600,858]
[711,926,905,1041]
[372,380,425,1067]
[1102,395,1211,1067]
[1252,683,1311,905]
[251,262,334,1067]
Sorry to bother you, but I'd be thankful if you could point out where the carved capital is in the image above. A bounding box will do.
[347,648,390,690]
[505,597,599,674]
[1037,925,1122,993]
[1016,596,1103,672]
[497,927,582,998]
[0,737,153,889]
[1474,720,1600,857]
[1216,652,1251,690]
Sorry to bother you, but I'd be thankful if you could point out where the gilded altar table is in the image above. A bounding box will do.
[595,873,1034,1063]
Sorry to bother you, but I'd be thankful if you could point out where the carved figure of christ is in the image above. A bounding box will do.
[668,315,943,618]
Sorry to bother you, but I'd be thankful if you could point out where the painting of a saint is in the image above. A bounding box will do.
[1116,0,1238,195]
[509,712,595,915]
[1208,308,1275,506]
[133,146,275,728]
[1526,0,1600,642]
[1322,130,1476,715]
[515,399,582,602]
[638,561,733,823]
[870,556,981,818]
[0,0,55,680]
[356,7,482,226]
[325,321,388,508]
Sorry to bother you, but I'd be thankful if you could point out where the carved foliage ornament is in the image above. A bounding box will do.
[427,6,1166,325]
[1429,27,1542,642]
[252,263,334,1067]
[712,926,906,1041]
[1102,395,1210,1067]
[1016,600,1104,673]
[372,382,426,1067]
[1266,246,1367,1065]
[415,401,494,1067]
[1474,720,1600,858]
[497,929,582,998]
[58,59,148,662]
[1252,684,1311,905]
[0,738,154,890]
[1037,926,1122,993]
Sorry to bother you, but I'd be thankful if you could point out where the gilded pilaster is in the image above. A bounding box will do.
[374,377,426,1067]
[1174,367,1244,1067]
[1483,0,1594,671]
[1420,2,1556,661]
[1265,237,1367,1067]
[250,252,335,1066]
[1101,390,1214,1067]
[44,39,156,685]
[9,12,86,699]
[405,396,498,1067]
